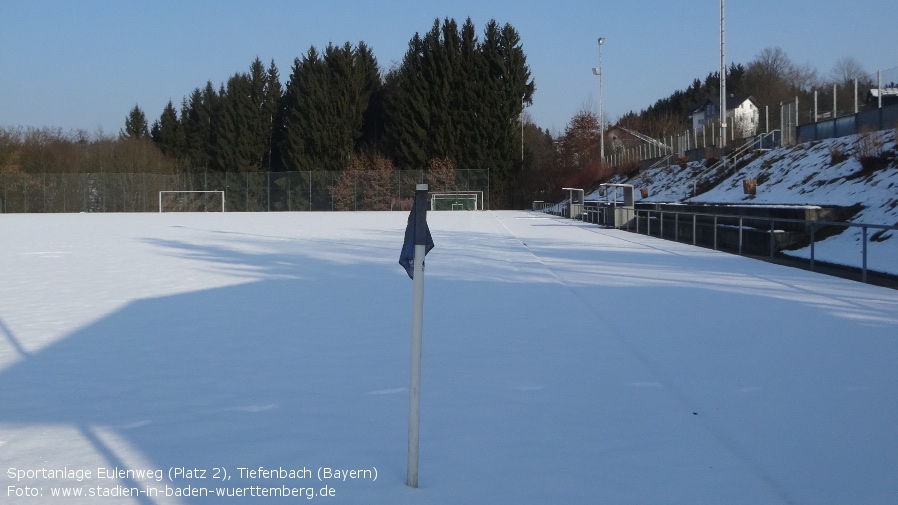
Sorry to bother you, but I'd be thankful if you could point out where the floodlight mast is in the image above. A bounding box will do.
[591,37,606,162]
[720,0,727,149]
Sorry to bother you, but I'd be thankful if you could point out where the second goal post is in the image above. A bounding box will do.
[429,191,482,211]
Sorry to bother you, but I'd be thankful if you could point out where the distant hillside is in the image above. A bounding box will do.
[598,128,898,275]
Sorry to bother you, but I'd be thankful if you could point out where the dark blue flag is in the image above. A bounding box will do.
[399,198,434,279]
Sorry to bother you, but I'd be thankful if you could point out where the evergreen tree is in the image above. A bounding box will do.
[454,19,486,171]
[151,100,184,158]
[519,119,560,203]
[383,33,430,170]
[324,42,365,167]
[122,105,150,140]
[356,42,385,152]
[728,62,747,95]
[474,20,534,207]
[281,43,382,172]
[385,18,533,207]
[214,58,281,172]
[423,19,458,160]
[215,73,253,171]
[246,57,281,171]
[263,59,283,170]
[181,82,219,171]
[282,47,329,171]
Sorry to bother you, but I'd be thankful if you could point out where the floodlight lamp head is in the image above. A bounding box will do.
[592,67,600,75]
[598,37,605,45]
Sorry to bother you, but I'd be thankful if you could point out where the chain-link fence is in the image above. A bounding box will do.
[603,65,898,166]
[781,65,898,144]
[876,65,898,105]
[780,97,799,145]
[0,169,490,213]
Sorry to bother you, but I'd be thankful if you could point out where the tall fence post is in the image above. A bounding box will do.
[738,217,743,255]
[862,226,868,283]
[674,212,679,242]
[810,224,816,271]
[692,214,697,245]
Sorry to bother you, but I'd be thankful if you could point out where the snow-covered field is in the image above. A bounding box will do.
[2,211,897,504]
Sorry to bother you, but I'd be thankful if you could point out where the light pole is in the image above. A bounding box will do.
[592,37,606,162]
[719,0,726,149]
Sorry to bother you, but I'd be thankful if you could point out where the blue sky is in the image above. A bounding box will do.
[1,0,896,136]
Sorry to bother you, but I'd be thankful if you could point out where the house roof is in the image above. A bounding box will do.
[867,88,898,98]
[688,94,759,115]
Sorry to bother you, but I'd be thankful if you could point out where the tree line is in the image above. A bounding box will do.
[119,17,534,208]
[2,36,883,209]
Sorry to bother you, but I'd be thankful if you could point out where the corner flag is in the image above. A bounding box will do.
[402,184,432,489]
[398,189,434,279]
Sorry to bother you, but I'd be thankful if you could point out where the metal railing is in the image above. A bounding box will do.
[689,130,781,195]
[561,204,896,283]
[626,208,896,284]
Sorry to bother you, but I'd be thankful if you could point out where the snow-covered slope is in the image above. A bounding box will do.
[595,129,898,273]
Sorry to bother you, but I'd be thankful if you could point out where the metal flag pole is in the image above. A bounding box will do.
[405,183,430,488]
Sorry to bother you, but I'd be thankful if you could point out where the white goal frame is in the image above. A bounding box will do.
[158,191,226,213]
[429,191,483,211]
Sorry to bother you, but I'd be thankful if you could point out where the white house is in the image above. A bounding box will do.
[688,95,760,138]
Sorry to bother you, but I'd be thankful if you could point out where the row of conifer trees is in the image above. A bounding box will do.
[122,18,534,208]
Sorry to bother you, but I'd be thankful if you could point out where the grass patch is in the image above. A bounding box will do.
[829,145,849,166]
[871,230,893,243]
[800,171,819,185]
[852,128,893,173]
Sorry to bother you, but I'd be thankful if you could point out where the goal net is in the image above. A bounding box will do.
[429,191,482,211]
[159,191,226,212]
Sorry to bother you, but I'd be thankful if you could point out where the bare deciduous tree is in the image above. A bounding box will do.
[330,151,398,211]
[830,56,873,87]
[425,156,457,193]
